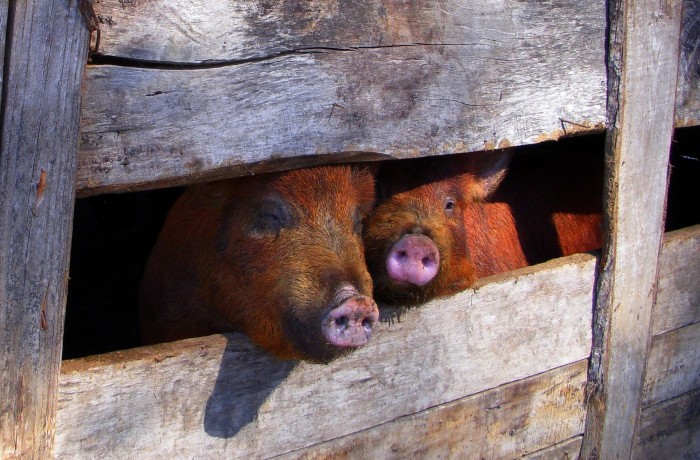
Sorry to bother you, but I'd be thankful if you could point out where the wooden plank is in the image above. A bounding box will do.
[522,436,583,460]
[56,254,596,458]
[76,0,607,196]
[634,389,700,458]
[278,361,587,460]
[86,0,700,130]
[580,1,683,458]
[643,321,700,408]
[0,1,89,457]
[676,0,700,126]
[0,1,7,104]
[653,224,700,335]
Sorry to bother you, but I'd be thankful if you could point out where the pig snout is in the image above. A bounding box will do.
[386,234,440,286]
[322,294,379,348]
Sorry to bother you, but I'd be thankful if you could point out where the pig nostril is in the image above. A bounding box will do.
[362,318,373,330]
[422,256,435,268]
[397,250,407,259]
[335,316,349,330]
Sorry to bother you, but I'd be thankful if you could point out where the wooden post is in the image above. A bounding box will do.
[581,0,683,458]
[0,1,89,457]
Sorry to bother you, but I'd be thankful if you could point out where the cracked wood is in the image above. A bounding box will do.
[0,1,89,457]
[77,0,607,195]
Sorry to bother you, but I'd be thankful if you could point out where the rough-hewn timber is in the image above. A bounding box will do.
[278,361,587,460]
[0,1,89,457]
[580,1,683,458]
[634,389,700,458]
[76,0,607,196]
[652,225,700,336]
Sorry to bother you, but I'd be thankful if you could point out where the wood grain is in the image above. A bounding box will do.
[55,254,596,458]
[634,389,700,459]
[0,1,89,457]
[652,225,700,336]
[580,0,683,458]
[75,0,607,196]
[522,436,583,460]
[643,321,700,408]
[676,0,700,126]
[278,361,587,460]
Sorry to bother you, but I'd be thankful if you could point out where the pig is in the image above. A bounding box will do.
[364,146,604,305]
[139,165,379,363]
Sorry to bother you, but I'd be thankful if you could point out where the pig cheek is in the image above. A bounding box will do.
[217,238,301,359]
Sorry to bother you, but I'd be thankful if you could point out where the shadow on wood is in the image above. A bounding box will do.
[204,338,297,438]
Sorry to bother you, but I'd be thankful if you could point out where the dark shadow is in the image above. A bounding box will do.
[204,335,297,438]
[666,126,700,231]
[64,187,182,358]
[495,134,605,266]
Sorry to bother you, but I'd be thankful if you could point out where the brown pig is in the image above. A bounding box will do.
[139,165,378,363]
[364,146,603,305]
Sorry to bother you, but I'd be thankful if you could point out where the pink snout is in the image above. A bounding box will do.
[322,295,379,348]
[386,234,440,286]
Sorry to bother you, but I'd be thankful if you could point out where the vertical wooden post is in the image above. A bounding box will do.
[0,1,89,457]
[581,0,683,458]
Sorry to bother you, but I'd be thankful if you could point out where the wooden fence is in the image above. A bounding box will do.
[0,0,698,458]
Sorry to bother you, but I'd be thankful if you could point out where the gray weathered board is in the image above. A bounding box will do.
[0,1,89,457]
[55,254,597,458]
[643,321,700,409]
[634,389,700,459]
[522,436,582,460]
[581,0,683,458]
[677,0,700,125]
[77,0,608,195]
[279,361,588,460]
[652,225,700,336]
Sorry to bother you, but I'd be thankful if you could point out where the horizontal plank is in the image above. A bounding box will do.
[90,0,562,64]
[652,224,700,335]
[522,435,583,460]
[634,389,700,458]
[76,0,607,195]
[279,361,587,459]
[56,253,596,458]
[643,321,700,408]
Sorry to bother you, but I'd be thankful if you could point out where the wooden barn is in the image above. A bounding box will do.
[1,0,698,458]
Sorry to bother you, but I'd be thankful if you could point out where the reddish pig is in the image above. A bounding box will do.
[364,147,603,305]
[139,165,378,363]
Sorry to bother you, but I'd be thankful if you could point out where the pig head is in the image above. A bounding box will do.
[139,165,378,363]
[364,147,603,305]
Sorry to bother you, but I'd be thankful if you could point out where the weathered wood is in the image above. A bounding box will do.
[643,321,700,408]
[0,2,7,104]
[75,0,607,196]
[652,224,700,336]
[522,436,583,460]
[634,389,700,458]
[676,0,700,126]
[0,1,89,457]
[581,1,683,459]
[278,361,587,460]
[55,254,596,458]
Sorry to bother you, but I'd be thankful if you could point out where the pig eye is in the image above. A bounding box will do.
[445,198,456,213]
[251,198,294,236]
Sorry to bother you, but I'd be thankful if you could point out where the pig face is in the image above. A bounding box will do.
[363,151,511,305]
[139,165,379,363]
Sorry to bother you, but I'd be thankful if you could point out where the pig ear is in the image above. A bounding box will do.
[465,148,513,200]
